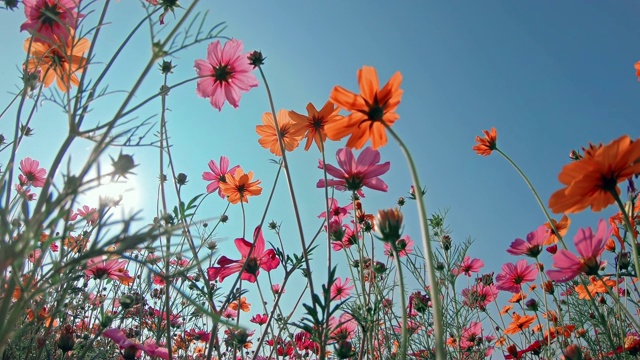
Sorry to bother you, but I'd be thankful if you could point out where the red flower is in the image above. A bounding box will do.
[207,226,280,283]
[250,314,268,325]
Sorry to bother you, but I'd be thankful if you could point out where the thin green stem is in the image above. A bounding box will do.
[391,241,408,360]
[611,191,640,289]
[384,124,445,359]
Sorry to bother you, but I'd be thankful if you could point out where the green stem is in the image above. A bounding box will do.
[384,125,445,359]
[391,241,408,360]
[610,191,640,289]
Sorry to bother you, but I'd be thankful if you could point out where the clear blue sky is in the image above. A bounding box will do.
[2,0,639,337]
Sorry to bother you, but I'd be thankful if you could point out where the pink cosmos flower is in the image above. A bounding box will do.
[20,0,83,43]
[460,322,483,350]
[546,219,610,283]
[318,198,353,224]
[15,184,37,201]
[71,205,99,226]
[84,257,134,285]
[194,39,259,111]
[207,226,280,283]
[452,256,485,277]
[250,314,268,325]
[383,234,414,257]
[330,277,354,300]
[507,225,548,258]
[28,249,42,264]
[103,328,169,359]
[329,313,358,342]
[19,157,47,187]
[202,156,239,198]
[461,283,498,310]
[222,307,238,319]
[272,284,284,295]
[495,259,538,293]
[317,147,390,194]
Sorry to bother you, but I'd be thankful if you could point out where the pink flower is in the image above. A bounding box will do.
[19,157,47,187]
[318,198,353,224]
[84,257,134,285]
[330,313,357,342]
[383,235,414,257]
[546,219,610,283]
[495,259,538,293]
[317,147,390,194]
[28,249,42,264]
[507,225,548,258]
[72,205,99,226]
[20,0,83,43]
[202,156,239,198]
[461,283,498,310]
[460,322,483,350]
[102,328,145,358]
[452,256,485,277]
[330,277,354,300]
[207,226,280,283]
[194,39,258,111]
[142,339,170,359]
[250,314,268,325]
[15,184,37,201]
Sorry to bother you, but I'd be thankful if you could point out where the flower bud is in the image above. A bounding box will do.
[159,59,175,74]
[110,153,137,179]
[176,173,188,185]
[563,344,583,360]
[373,261,387,274]
[374,208,403,243]
[248,50,266,68]
[57,324,75,353]
[525,298,538,311]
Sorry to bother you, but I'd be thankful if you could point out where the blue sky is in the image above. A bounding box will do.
[2,0,640,339]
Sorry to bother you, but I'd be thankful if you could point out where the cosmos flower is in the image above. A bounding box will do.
[473,127,498,156]
[546,219,610,283]
[326,65,403,150]
[194,39,258,111]
[19,157,47,187]
[20,0,83,43]
[317,147,390,193]
[330,277,354,300]
[289,101,342,151]
[84,257,134,285]
[549,135,640,213]
[219,167,262,204]
[506,225,548,258]
[256,109,303,156]
[207,226,280,283]
[452,256,484,277]
[495,259,538,293]
[202,156,239,198]
[24,34,90,92]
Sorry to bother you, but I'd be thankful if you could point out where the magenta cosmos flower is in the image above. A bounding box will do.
[318,198,353,224]
[452,256,484,277]
[330,277,354,300]
[495,259,538,293]
[21,0,83,43]
[546,219,610,283]
[506,225,548,258]
[202,156,239,198]
[317,147,390,194]
[207,226,280,283]
[194,39,259,111]
[19,157,47,188]
[84,257,134,285]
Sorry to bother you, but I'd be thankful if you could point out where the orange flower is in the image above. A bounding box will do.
[508,292,526,303]
[500,305,513,315]
[23,33,90,92]
[504,312,536,335]
[219,167,262,204]
[549,135,640,213]
[63,234,89,253]
[289,101,342,151]
[256,109,303,156]
[229,296,251,312]
[544,215,571,245]
[575,276,617,300]
[635,61,640,80]
[326,66,403,150]
[473,128,497,156]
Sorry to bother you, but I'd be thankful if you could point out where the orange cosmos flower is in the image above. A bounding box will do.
[228,296,251,312]
[575,276,617,300]
[24,33,90,92]
[219,167,262,204]
[549,135,640,214]
[504,312,536,335]
[500,305,513,315]
[256,109,303,156]
[635,61,640,80]
[289,101,342,151]
[543,215,571,245]
[326,65,403,150]
[473,127,498,156]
